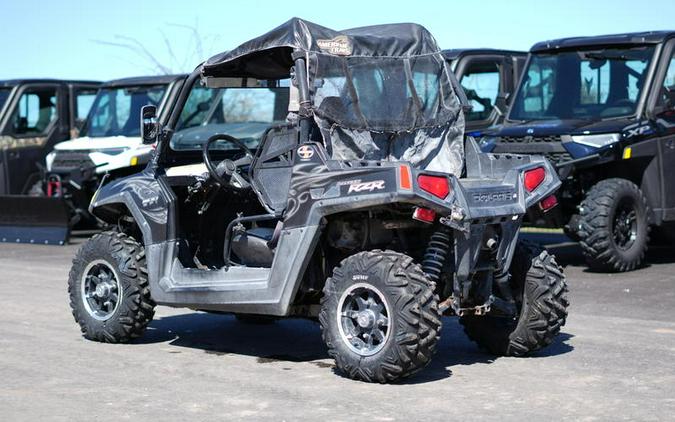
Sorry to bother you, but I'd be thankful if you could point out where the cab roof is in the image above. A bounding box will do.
[442,48,526,60]
[531,30,675,53]
[202,17,443,79]
[0,79,100,88]
[101,74,186,88]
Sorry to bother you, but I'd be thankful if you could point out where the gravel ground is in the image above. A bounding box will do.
[1,233,674,421]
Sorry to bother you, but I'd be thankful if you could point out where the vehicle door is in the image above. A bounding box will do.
[0,83,65,194]
[454,55,507,132]
[69,84,98,139]
[648,38,675,217]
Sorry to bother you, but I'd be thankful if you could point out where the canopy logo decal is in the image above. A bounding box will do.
[317,35,353,56]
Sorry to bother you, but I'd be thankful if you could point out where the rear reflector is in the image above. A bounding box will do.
[524,167,546,192]
[539,194,558,212]
[412,207,436,223]
[399,165,412,190]
[417,175,450,199]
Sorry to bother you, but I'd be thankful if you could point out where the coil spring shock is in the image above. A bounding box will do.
[422,229,452,283]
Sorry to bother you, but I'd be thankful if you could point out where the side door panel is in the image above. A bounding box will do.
[70,84,98,138]
[0,83,65,194]
[454,55,505,132]
[647,39,675,219]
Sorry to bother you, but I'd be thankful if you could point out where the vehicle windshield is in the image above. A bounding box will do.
[170,79,289,151]
[313,54,457,131]
[81,84,167,138]
[0,87,12,112]
[509,46,655,121]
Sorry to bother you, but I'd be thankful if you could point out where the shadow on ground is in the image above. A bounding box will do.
[137,311,574,383]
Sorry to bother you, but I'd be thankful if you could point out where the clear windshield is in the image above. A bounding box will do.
[81,84,167,138]
[509,46,655,121]
[312,54,458,131]
[170,79,289,151]
[0,88,11,112]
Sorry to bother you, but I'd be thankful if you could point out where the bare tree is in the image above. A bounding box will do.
[92,21,221,75]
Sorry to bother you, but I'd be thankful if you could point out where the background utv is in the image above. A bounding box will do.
[67,18,569,383]
[482,31,675,272]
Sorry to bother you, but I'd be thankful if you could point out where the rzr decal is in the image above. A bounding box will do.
[347,180,385,194]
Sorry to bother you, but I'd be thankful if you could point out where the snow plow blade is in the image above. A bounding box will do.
[0,196,70,245]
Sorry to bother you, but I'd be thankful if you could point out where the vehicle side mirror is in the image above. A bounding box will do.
[141,105,159,145]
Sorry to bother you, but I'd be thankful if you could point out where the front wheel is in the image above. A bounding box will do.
[68,231,155,342]
[319,250,441,383]
[460,241,569,356]
[578,178,650,272]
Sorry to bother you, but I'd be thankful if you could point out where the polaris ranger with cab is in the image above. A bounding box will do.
[68,19,568,383]
[481,31,675,272]
[0,79,100,243]
[444,49,526,134]
[44,75,187,230]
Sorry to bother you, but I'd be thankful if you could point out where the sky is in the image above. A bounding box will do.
[1,0,673,81]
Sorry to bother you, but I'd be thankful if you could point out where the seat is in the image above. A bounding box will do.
[249,124,298,215]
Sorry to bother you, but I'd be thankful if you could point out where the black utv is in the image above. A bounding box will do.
[0,79,100,196]
[481,31,675,272]
[0,79,99,244]
[68,18,568,383]
[444,49,526,134]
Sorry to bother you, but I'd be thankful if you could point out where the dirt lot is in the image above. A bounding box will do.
[1,233,674,421]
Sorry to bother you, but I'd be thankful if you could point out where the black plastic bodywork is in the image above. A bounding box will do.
[89,18,561,316]
[0,79,101,195]
[480,31,675,227]
[92,137,559,315]
[443,49,526,135]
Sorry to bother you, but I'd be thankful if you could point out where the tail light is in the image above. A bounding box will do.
[539,194,558,212]
[47,179,62,197]
[418,175,450,199]
[412,207,436,223]
[524,167,546,192]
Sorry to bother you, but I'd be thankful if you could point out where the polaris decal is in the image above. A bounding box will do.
[471,190,517,204]
[297,145,315,160]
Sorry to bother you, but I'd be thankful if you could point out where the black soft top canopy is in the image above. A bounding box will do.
[202,17,442,79]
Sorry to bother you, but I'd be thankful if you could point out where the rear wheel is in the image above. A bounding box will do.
[460,241,569,356]
[68,231,155,342]
[578,178,650,272]
[319,250,441,383]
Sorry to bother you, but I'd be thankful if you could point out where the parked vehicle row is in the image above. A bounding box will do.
[0,18,671,383]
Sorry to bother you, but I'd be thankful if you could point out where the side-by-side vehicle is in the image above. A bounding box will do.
[67,19,568,383]
[0,79,100,243]
[481,31,675,272]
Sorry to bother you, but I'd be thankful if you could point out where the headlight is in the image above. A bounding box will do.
[570,133,620,148]
[477,136,497,152]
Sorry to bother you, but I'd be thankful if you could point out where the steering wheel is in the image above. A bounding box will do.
[202,134,254,189]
